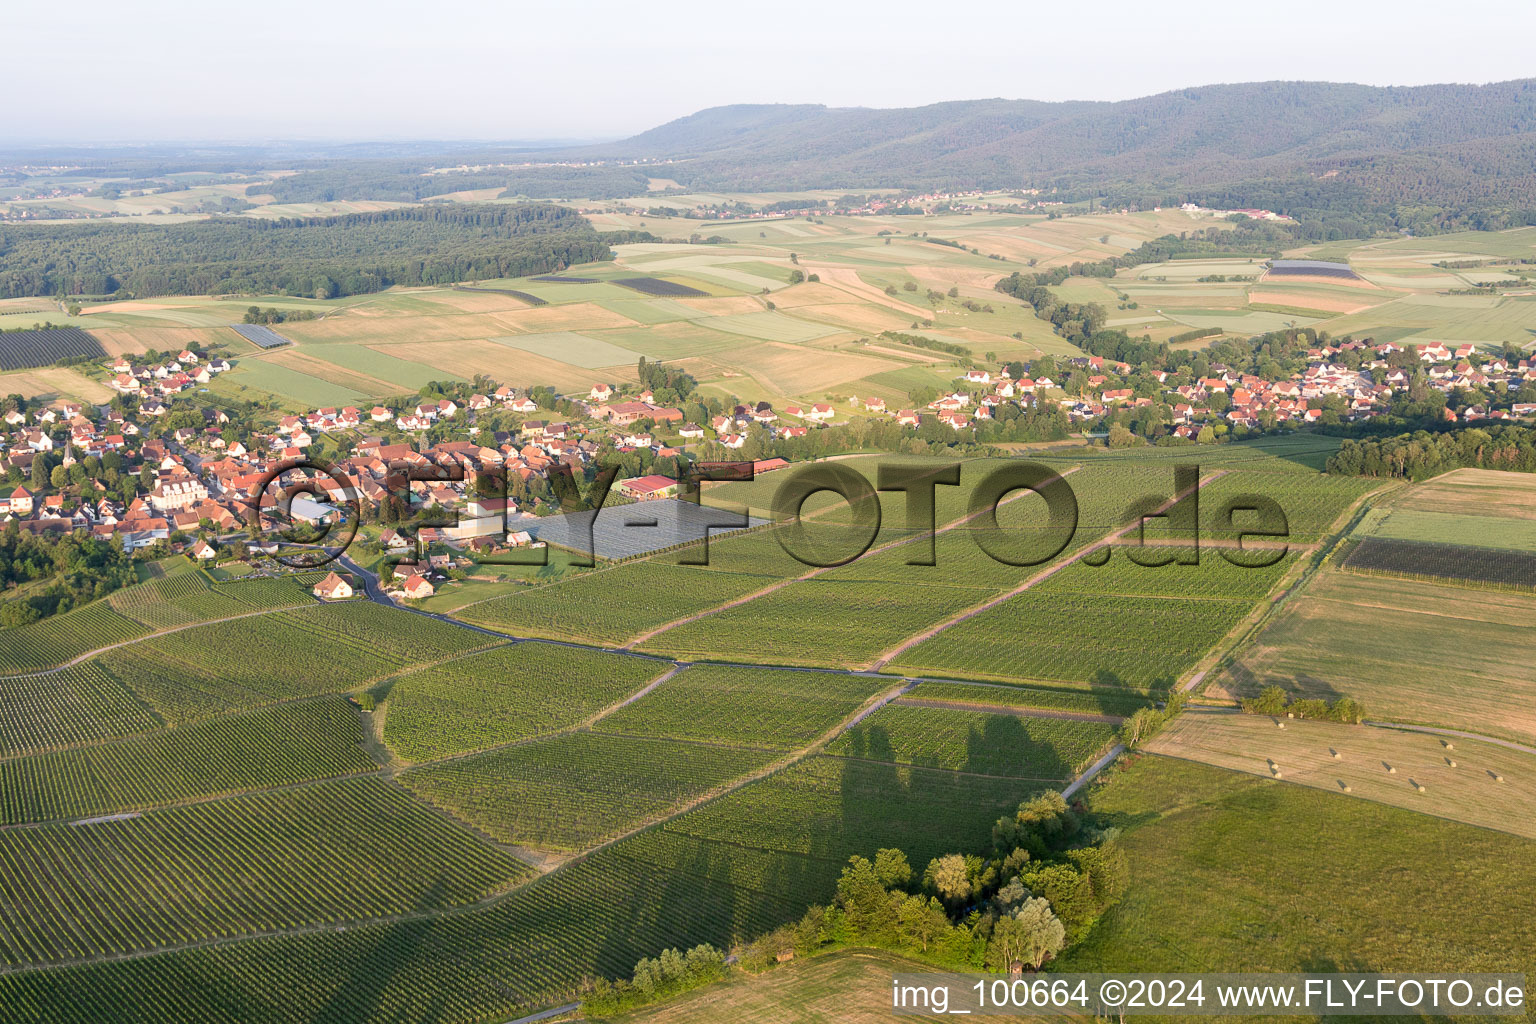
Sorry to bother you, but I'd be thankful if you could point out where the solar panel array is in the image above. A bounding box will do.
[0,328,107,371]
[230,324,292,349]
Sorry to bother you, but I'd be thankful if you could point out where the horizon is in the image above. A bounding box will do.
[3,76,1531,151]
[4,0,1532,143]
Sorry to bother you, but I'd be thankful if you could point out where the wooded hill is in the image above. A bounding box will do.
[580,80,1536,232]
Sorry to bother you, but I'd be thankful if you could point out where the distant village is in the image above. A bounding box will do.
[0,334,1529,597]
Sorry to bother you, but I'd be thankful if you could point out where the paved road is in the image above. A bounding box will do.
[1063,744,1126,800]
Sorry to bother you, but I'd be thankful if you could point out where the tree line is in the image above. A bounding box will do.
[1326,426,1536,479]
[0,204,619,299]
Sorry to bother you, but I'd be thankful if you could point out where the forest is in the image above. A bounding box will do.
[1326,426,1536,479]
[0,204,619,299]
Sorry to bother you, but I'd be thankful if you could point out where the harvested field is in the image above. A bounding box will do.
[1147,712,1536,839]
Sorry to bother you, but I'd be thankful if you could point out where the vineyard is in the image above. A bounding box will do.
[1344,536,1536,589]
[400,732,776,850]
[458,562,783,645]
[903,680,1152,718]
[593,664,889,749]
[0,697,375,825]
[0,604,148,675]
[826,704,1114,779]
[102,602,497,725]
[381,643,664,762]
[0,703,1086,1021]
[887,552,1293,690]
[0,777,528,970]
[106,573,314,630]
[0,327,105,370]
[0,662,162,757]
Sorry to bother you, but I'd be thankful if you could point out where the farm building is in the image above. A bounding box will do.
[313,572,354,601]
[618,475,681,501]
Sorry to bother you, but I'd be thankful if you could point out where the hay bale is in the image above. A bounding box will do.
[1495,774,1506,783]
[1277,722,1285,729]
[1386,764,1396,773]
[1442,740,1455,750]
[1415,783,1426,793]
[1339,781,1351,793]
[1446,758,1457,768]
[1330,749,1341,759]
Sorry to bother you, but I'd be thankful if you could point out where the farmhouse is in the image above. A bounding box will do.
[400,574,435,599]
[313,572,354,600]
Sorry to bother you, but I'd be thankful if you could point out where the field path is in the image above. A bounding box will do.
[868,470,1225,670]
[621,466,1081,651]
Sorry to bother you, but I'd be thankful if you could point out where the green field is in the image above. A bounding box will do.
[1214,568,1536,743]
[824,704,1115,779]
[0,697,374,824]
[0,777,527,969]
[594,664,890,750]
[1056,756,1536,978]
[400,732,776,851]
[381,643,666,762]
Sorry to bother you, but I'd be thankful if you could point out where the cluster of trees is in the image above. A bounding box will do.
[580,945,728,1016]
[1119,692,1188,747]
[0,527,137,627]
[242,306,318,325]
[635,356,697,405]
[0,204,611,299]
[742,791,1125,973]
[1241,685,1366,724]
[1325,426,1536,479]
[586,790,1130,1017]
[880,331,971,359]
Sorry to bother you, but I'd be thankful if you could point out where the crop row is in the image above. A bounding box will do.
[824,704,1115,779]
[459,562,782,645]
[0,748,1033,1021]
[382,643,664,762]
[102,602,496,725]
[0,776,528,969]
[595,664,887,749]
[904,680,1153,718]
[0,603,148,675]
[0,697,375,825]
[891,589,1255,691]
[638,577,989,667]
[0,662,162,758]
[400,732,775,851]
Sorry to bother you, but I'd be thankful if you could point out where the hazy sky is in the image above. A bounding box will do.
[5,0,1533,143]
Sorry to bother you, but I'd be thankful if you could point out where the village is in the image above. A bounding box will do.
[0,330,1530,603]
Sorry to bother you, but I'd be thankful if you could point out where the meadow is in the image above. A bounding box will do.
[1055,756,1536,978]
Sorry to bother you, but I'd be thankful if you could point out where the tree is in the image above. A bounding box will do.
[924,853,972,907]
[897,895,948,952]
[1243,685,1289,716]
[874,848,912,889]
[1014,897,1067,968]
[30,453,49,490]
[1107,423,1136,448]
[788,269,805,284]
[1196,424,1216,444]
